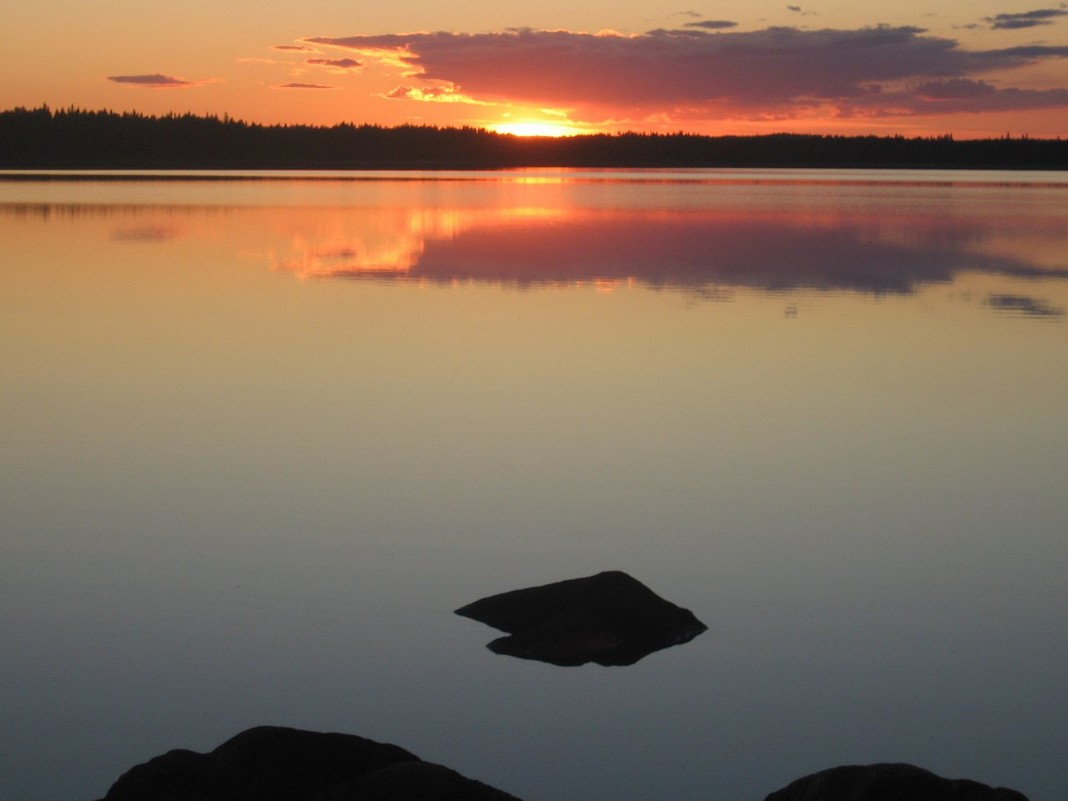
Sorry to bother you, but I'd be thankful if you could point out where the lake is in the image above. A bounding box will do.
[1,168,1066,801]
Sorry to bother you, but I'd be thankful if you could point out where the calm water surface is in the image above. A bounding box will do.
[1,169,1066,801]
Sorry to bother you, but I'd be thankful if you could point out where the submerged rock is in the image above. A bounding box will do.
[763,763,1029,801]
[95,725,521,801]
[454,570,707,666]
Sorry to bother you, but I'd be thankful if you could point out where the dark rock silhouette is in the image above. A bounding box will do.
[95,725,521,801]
[454,570,707,666]
[763,763,1029,801]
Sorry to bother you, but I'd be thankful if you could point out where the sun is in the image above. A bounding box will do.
[491,120,584,137]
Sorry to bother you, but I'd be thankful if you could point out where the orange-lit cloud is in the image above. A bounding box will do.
[384,84,488,104]
[106,73,206,89]
[306,26,1068,124]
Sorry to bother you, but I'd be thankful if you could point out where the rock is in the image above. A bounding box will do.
[318,761,521,801]
[454,570,707,666]
[763,763,1029,801]
[96,725,521,801]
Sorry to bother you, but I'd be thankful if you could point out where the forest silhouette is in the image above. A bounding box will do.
[2,105,1067,170]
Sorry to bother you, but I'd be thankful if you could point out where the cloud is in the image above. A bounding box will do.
[273,82,339,89]
[307,57,360,69]
[107,73,198,88]
[685,20,738,30]
[384,85,487,103]
[839,78,1068,116]
[272,44,316,52]
[985,8,1068,29]
[307,57,361,70]
[986,293,1064,317]
[914,78,998,99]
[305,26,1068,122]
[987,43,1068,56]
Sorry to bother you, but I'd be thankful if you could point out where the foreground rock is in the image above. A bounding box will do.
[763,763,1029,801]
[96,725,521,801]
[455,570,707,666]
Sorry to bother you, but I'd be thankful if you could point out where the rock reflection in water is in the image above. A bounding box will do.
[455,571,707,667]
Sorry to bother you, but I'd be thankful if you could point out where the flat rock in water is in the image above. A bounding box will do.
[454,570,707,666]
[95,725,522,801]
[763,763,1029,801]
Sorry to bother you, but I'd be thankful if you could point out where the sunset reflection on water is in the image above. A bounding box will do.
[276,205,1067,299]
[1,170,1067,801]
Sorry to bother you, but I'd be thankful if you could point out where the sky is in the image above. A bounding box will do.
[3,0,1068,137]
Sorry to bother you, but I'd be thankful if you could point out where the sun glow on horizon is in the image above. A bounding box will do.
[490,120,586,137]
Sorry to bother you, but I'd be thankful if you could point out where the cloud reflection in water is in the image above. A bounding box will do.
[3,182,1066,314]
[273,206,1068,301]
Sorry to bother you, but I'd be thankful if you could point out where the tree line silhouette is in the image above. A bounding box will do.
[2,105,1066,170]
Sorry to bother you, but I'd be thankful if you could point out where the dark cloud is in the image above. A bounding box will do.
[984,43,1068,58]
[915,77,997,98]
[840,79,1068,115]
[107,73,194,88]
[306,26,1068,120]
[273,44,316,52]
[306,57,361,70]
[985,8,1068,29]
[685,20,738,30]
[274,82,338,89]
[986,293,1064,317]
[787,5,802,11]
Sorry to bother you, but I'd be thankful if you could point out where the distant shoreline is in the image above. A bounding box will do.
[3,106,1067,171]
[5,171,1068,189]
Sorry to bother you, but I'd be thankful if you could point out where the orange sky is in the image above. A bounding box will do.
[3,0,1068,137]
